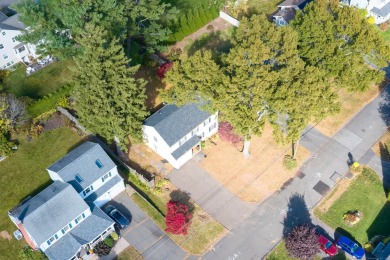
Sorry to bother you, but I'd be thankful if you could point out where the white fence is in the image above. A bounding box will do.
[219,11,240,27]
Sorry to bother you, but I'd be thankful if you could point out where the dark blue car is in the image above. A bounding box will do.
[104,205,130,229]
[336,235,365,259]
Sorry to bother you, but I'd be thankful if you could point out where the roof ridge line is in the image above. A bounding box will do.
[153,104,181,128]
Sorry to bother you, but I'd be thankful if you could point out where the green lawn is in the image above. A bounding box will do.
[247,0,280,16]
[382,28,390,41]
[131,193,166,228]
[0,128,84,259]
[4,59,75,99]
[315,168,390,245]
[115,246,143,260]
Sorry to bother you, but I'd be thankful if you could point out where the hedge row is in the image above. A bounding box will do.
[167,4,219,43]
[28,84,73,117]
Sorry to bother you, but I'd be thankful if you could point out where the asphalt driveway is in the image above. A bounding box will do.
[104,192,188,260]
[168,159,256,230]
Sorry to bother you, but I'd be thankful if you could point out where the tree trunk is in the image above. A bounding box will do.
[292,139,300,159]
[243,137,251,159]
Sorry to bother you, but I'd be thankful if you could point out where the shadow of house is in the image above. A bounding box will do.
[379,142,390,195]
[282,193,312,237]
[366,202,390,241]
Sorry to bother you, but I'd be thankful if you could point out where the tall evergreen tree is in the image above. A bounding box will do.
[292,0,390,91]
[74,24,147,148]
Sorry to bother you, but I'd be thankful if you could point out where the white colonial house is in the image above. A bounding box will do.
[0,11,38,69]
[273,0,312,26]
[8,142,125,260]
[341,0,390,24]
[142,103,218,169]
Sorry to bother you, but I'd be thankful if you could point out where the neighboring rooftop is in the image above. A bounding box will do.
[0,12,26,30]
[371,1,390,17]
[9,181,89,246]
[279,0,307,7]
[44,204,114,260]
[47,142,116,193]
[144,104,211,147]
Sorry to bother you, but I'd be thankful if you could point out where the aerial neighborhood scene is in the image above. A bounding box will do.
[0,0,390,259]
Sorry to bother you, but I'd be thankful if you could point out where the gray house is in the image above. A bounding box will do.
[8,142,125,260]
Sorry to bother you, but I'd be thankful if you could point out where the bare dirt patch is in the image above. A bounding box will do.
[0,231,12,241]
[372,131,390,162]
[315,84,380,137]
[200,125,310,203]
[128,143,173,176]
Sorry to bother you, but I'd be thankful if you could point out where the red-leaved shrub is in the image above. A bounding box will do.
[165,200,192,235]
[218,122,243,147]
[157,62,173,79]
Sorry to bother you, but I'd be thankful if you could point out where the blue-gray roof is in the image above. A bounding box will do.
[44,204,114,260]
[144,104,211,147]
[1,14,26,30]
[371,2,390,17]
[47,142,117,193]
[85,175,123,203]
[9,181,89,246]
[171,135,201,160]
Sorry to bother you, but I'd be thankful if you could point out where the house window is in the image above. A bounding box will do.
[82,213,86,218]
[14,50,17,54]
[54,234,58,239]
[18,46,26,53]
[209,117,211,123]
[69,223,73,229]
[95,159,103,168]
[47,236,55,246]
[12,37,16,42]
[82,185,93,196]
[191,130,194,136]
[203,122,206,126]
[101,173,109,182]
[2,31,6,35]
[75,215,83,224]
[61,225,69,234]
[196,127,199,132]
[109,172,112,177]
[3,54,8,59]
[75,174,83,183]
[0,44,3,49]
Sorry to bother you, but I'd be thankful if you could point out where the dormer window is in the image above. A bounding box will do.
[2,31,6,36]
[95,159,103,168]
[82,185,93,196]
[101,173,109,182]
[47,236,55,246]
[75,174,83,183]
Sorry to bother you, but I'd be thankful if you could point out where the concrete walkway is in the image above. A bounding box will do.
[168,160,256,229]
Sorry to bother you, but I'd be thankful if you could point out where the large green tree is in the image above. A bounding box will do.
[13,0,177,59]
[74,23,147,148]
[164,15,339,158]
[292,0,390,91]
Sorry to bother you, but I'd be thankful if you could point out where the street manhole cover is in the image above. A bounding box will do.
[313,181,330,196]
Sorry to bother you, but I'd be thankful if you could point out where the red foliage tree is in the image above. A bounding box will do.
[165,200,192,235]
[157,62,173,79]
[218,122,243,146]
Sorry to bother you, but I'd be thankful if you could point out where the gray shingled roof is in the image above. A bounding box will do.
[47,142,117,193]
[371,2,390,17]
[84,175,123,203]
[144,104,211,147]
[171,135,200,160]
[144,105,178,126]
[279,0,307,7]
[44,204,114,260]
[9,181,89,246]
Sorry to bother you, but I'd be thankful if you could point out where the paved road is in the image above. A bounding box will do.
[104,192,189,260]
[200,87,390,260]
[168,159,256,229]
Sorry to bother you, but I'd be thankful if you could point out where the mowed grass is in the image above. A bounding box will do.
[115,246,143,260]
[4,59,75,99]
[315,168,390,245]
[0,128,83,259]
[130,193,226,255]
[382,28,390,41]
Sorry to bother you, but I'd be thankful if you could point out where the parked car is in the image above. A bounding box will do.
[318,234,338,256]
[336,235,365,259]
[104,205,130,229]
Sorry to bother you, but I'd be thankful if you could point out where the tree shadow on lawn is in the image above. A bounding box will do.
[366,202,390,241]
[282,193,312,237]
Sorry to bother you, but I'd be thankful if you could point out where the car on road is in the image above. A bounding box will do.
[336,235,365,259]
[318,234,338,256]
[105,205,130,229]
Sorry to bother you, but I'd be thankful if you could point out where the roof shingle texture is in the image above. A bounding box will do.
[0,12,26,30]
[9,181,89,246]
[44,204,114,260]
[144,104,211,147]
[47,142,117,193]
[371,1,390,17]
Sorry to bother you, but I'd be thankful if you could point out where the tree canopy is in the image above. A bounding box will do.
[73,23,147,148]
[13,0,177,59]
[292,0,390,91]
